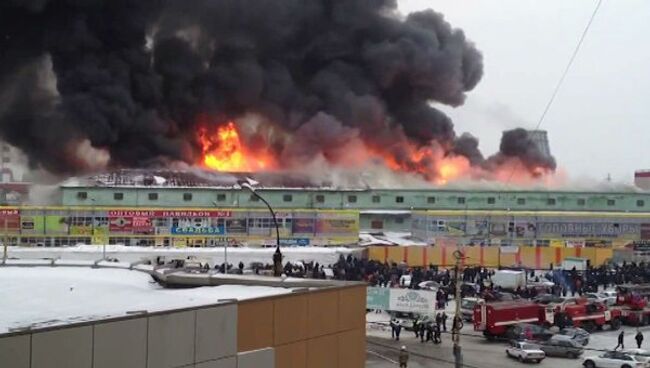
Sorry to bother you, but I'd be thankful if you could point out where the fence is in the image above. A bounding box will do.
[367,245,613,269]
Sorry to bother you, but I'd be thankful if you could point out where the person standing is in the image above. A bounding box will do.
[615,331,625,350]
[636,330,644,349]
[419,322,426,343]
[399,346,409,368]
[395,321,402,341]
[441,312,448,332]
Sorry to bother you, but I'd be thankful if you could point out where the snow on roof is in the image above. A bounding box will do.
[359,210,411,215]
[359,231,427,246]
[0,267,291,333]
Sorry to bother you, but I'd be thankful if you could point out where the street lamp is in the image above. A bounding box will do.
[237,178,283,277]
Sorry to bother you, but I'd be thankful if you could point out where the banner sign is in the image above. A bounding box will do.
[367,287,390,310]
[366,288,437,314]
[316,219,358,234]
[107,210,231,218]
[292,218,315,233]
[539,222,639,238]
[171,225,225,235]
[280,238,310,246]
[389,289,437,314]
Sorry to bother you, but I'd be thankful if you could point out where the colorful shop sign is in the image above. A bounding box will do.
[171,225,225,235]
[107,210,231,218]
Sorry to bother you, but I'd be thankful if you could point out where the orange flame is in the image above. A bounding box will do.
[198,122,275,172]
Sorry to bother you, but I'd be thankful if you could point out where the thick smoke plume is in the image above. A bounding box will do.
[0,0,555,182]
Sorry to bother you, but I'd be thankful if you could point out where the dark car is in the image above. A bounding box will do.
[559,327,590,346]
[507,323,555,342]
[540,335,584,358]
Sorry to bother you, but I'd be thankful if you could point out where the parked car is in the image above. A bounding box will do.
[621,349,650,364]
[506,341,546,363]
[585,292,617,306]
[558,327,590,346]
[418,280,440,291]
[533,294,565,305]
[583,351,649,368]
[461,297,481,321]
[540,335,584,358]
[507,323,555,342]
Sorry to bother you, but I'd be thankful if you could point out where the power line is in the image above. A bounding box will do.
[505,0,604,185]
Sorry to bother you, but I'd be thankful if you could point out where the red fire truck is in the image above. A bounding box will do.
[549,298,622,332]
[473,300,545,339]
[611,284,650,325]
[474,298,622,338]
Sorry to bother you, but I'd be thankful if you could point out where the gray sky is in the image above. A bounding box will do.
[398,0,650,184]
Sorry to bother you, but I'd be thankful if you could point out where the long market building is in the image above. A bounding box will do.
[4,169,650,249]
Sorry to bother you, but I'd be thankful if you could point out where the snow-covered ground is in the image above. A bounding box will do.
[7,244,363,267]
[359,231,427,246]
[0,267,291,333]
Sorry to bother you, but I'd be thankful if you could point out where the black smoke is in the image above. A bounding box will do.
[0,0,554,179]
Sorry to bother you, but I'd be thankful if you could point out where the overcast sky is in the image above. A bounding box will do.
[398,0,650,184]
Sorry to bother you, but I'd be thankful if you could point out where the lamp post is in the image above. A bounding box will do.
[238,179,282,277]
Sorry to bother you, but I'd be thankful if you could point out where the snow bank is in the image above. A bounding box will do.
[8,245,363,267]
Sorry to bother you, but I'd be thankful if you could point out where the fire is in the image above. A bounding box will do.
[198,121,275,172]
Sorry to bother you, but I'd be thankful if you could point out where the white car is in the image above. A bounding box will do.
[506,341,546,363]
[583,351,649,368]
[585,291,617,306]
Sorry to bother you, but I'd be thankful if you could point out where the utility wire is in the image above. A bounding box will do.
[505,0,604,185]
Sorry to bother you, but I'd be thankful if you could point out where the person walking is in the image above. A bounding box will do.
[441,312,448,332]
[636,330,644,349]
[433,323,441,344]
[390,319,397,340]
[399,346,409,368]
[615,331,625,350]
[413,319,419,338]
[395,321,402,341]
[419,322,426,343]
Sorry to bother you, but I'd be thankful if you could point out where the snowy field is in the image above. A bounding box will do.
[7,244,363,267]
[0,267,291,333]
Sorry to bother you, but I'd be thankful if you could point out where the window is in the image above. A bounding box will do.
[607,199,615,206]
[395,196,404,203]
[77,192,87,200]
[283,194,293,202]
[547,198,556,205]
[348,195,357,203]
[517,198,526,205]
[638,200,645,207]
[2,146,9,152]
[372,195,381,203]
[249,194,259,202]
[1,157,9,163]
[315,195,325,203]
[577,198,586,206]
[148,193,158,201]
[183,193,192,201]
[113,193,124,201]
[457,197,466,205]
[371,220,383,229]
[216,194,226,201]
[395,217,404,224]
[487,197,495,204]
[427,196,436,204]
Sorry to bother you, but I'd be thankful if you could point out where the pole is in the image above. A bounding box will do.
[249,190,282,276]
[452,250,464,368]
[2,218,7,265]
[224,237,228,274]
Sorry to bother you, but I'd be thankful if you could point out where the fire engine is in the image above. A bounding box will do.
[473,300,545,339]
[474,298,622,338]
[548,298,622,332]
[611,284,650,325]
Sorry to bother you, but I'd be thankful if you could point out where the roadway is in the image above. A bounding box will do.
[365,314,650,368]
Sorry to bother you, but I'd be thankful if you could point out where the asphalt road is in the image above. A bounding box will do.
[365,317,650,368]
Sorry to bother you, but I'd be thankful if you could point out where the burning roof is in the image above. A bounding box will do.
[1,1,555,185]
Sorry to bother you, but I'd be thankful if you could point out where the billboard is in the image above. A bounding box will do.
[316,218,358,234]
[292,218,315,233]
[366,288,437,314]
[171,225,225,235]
